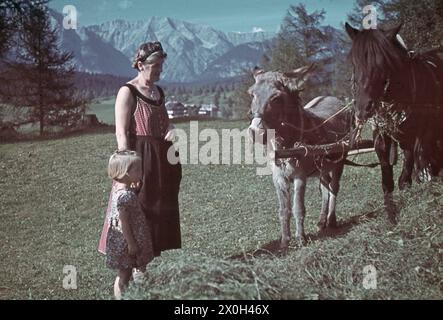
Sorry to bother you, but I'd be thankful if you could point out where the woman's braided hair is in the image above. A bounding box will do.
[132,41,167,70]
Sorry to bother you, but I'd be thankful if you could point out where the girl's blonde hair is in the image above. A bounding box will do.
[108,150,141,181]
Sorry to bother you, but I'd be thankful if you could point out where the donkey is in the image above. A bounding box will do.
[248,65,353,249]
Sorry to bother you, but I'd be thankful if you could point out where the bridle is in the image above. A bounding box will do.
[251,112,265,120]
[249,89,305,145]
[250,88,353,153]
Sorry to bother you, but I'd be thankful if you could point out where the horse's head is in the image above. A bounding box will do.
[247,64,315,144]
[345,22,405,122]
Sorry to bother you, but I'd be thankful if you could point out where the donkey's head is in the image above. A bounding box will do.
[247,64,316,144]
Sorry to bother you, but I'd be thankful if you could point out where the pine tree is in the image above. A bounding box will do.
[221,96,234,119]
[231,73,254,120]
[347,0,442,49]
[281,4,330,61]
[3,4,86,135]
[346,0,387,29]
[382,0,443,49]
[213,91,221,106]
[0,2,14,58]
[266,3,334,101]
[265,34,306,71]
[0,0,45,58]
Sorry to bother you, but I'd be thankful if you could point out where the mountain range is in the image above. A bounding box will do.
[50,10,275,83]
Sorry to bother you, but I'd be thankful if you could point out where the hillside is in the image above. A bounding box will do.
[0,121,441,299]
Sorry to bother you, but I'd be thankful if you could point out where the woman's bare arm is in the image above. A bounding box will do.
[115,86,135,150]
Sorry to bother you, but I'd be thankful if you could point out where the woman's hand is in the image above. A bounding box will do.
[164,124,176,142]
[130,180,143,192]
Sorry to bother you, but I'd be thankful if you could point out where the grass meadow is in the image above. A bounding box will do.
[0,119,442,300]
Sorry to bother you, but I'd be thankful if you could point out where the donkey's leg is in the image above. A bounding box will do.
[292,176,307,245]
[317,174,330,231]
[272,172,292,249]
[327,162,345,229]
[374,133,396,219]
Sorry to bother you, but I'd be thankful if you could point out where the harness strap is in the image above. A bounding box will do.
[343,159,379,168]
[281,101,353,133]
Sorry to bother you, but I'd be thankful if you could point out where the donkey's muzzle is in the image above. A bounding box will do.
[248,118,267,145]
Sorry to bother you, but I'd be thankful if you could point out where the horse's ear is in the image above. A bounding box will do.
[345,22,359,40]
[384,22,403,40]
[252,66,264,79]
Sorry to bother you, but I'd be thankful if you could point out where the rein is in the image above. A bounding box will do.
[270,98,359,168]
[280,100,354,134]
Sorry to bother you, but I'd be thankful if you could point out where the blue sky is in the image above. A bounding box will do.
[49,0,356,33]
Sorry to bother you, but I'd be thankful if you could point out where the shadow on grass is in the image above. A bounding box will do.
[307,210,379,242]
[229,210,380,261]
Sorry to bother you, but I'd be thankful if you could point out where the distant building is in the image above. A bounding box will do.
[184,104,199,116]
[165,101,186,119]
[198,104,220,117]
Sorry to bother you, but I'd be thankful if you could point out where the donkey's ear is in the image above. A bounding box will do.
[384,22,403,40]
[345,22,359,40]
[252,66,264,79]
[284,63,316,91]
[283,63,316,79]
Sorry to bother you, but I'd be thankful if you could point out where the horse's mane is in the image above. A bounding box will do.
[349,29,407,86]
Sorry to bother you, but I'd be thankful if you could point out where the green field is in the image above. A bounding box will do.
[87,91,235,125]
[0,120,442,300]
[88,97,116,125]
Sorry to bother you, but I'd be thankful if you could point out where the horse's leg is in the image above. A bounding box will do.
[327,162,345,229]
[292,176,307,245]
[317,174,330,231]
[398,145,414,190]
[272,171,291,249]
[374,133,396,220]
[396,116,416,188]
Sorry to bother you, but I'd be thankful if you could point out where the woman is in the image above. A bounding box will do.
[99,41,182,257]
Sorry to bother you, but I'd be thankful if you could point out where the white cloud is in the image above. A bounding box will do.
[118,0,133,10]
[252,27,264,33]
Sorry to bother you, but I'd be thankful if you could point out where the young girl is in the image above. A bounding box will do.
[106,150,154,299]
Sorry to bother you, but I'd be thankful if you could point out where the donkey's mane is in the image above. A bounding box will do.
[279,80,330,139]
[349,29,407,86]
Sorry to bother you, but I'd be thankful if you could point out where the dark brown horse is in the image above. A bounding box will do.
[248,65,352,249]
[345,22,443,215]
